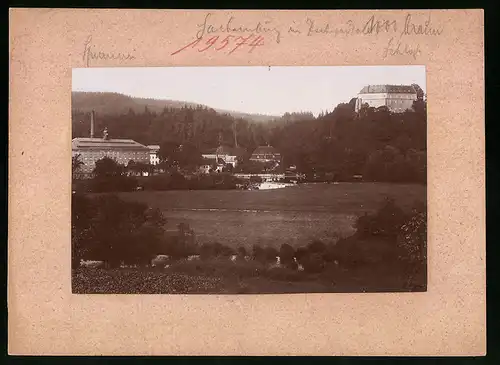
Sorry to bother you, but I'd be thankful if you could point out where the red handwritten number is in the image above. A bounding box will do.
[216,35,235,51]
[172,34,265,56]
[198,36,220,52]
[171,38,202,56]
[248,36,265,53]
[228,34,254,55]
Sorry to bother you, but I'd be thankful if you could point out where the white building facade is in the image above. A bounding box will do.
[201,145,246,169]
[147,145,161,165]
[355,85,417,113]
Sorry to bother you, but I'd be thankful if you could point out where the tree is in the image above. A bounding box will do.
[302,253,326,273]
[127,160,152,176]
[222,163,234,173]
[237,246,247,260]
[158,141,203,171]
[411,84,425,101]
[252,244,266,263]
[176,143,204,169]
[71,192,96,268]
[264,246,279,263]
[164,223,197,259]
[158,141,180,169]
[72,194,166,268]
[397,201,427,289]
[354,197,407,240]
[307,240,327,254]
[91,157,137,192]
[72,154,84,172]
[279,243,295,268]
[93,157,124,178]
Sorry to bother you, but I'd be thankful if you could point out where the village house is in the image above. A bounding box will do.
[249,145,282,163]
[201,145,247,173]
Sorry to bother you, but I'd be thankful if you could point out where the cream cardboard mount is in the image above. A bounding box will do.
[9,9,485,356]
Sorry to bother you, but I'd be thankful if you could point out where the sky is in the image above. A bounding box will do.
[72,66,426,117]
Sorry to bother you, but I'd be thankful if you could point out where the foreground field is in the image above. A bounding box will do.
[73,256,425,294]
[111,182,426,249]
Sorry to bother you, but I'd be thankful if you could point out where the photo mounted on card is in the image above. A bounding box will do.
[9,9,485,356]
[71,66,427,294]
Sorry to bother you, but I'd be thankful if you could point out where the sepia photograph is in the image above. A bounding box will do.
[71,66,427,294]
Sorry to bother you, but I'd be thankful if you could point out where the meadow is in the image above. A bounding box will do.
[112,182,426,249]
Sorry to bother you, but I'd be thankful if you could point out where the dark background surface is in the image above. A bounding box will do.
[6,0,499,364]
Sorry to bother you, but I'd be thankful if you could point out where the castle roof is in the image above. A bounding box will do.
[72,138,149,151]
[359,85,417,94]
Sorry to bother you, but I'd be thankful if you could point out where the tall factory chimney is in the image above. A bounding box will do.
[90,110,95,138]
[232,120,239,148]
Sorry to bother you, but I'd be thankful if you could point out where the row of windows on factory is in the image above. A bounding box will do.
[83,151,148,158]
[80,152,148,164]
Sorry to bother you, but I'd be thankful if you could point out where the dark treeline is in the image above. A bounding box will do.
[73,104,277,153]
[73,90,427,183]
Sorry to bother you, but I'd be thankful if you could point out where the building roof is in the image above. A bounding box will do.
[72,138,149,151]
[359,85,417,94]
[251,146,281,155]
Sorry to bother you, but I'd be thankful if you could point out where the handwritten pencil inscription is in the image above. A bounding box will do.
[172,12,444,60]
[83,35,136,67]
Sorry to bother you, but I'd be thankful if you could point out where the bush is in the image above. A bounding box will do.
[237,247,247,259]
[252,244,266,263]
[200,242,235,259]
[72,194,166,267]
[301,253,326,274]
[142,175,173,191]
[354,197,407,240]
[264,246,279,263]
[90,176,138,192]
[279,244,295,268]
[307,240,327,254]
[294,247,309,262]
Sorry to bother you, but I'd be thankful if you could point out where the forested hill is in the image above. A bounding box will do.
[72,91,427,183]
[72,91,280,123]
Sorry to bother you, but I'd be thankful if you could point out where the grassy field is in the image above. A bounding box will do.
[110,182,426,249]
